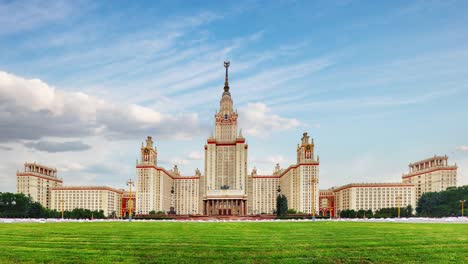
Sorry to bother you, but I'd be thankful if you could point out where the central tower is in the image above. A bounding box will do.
[202,61,248,216]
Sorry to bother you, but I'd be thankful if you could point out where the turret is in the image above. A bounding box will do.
[297,132,317,163]
[139,136,157,166]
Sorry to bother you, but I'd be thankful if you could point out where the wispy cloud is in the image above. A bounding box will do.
[0,0,80,35]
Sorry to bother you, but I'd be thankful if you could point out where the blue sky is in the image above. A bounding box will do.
[0,0,467,191]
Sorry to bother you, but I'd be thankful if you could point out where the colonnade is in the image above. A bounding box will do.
[203,199,247,216]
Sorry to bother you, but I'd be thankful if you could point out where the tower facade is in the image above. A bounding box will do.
[136,136,172,214]
[202,61,249,216]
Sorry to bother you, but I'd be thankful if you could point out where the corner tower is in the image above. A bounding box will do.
[202,61,248,216]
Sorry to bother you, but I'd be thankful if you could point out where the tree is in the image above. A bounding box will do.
[416,186,468,217]
[149,210,156,215]
[287,208,297,214]
[356,210,366,218]
[276,194,288,217]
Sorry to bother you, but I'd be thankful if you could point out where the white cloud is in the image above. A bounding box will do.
[239,102,301,136]
[187,151,203,160]
[0,71,204,142]
[456,145,468,152]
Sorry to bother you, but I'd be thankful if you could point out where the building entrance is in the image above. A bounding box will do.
[204,199,247,216]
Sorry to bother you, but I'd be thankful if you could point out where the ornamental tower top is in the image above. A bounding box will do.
[219,61,234,114]
[214,61,239,141]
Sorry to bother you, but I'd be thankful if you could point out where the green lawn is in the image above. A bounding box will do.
[0,221,466,263]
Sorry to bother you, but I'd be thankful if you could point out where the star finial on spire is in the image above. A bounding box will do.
[224,60,230,92]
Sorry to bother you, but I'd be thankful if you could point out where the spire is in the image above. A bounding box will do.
[224,60,230,93]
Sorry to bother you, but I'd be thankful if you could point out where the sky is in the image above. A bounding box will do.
[1,0,467,192]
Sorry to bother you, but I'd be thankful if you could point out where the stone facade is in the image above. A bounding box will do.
[402,155,457,199]
[50,186,123,217]
[332,183,416,215]
[16,162,63,209]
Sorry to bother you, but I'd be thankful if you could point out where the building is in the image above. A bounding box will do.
[402,155,457,199]
[16,162,63,208]
[51,186,123,217]
[16,62,458,218]
[121,190,136,217]
[135,136,202,215]
[319,189,336,217]
[201,61,248,216]
[136,62,320,216]
[332,183,416,214]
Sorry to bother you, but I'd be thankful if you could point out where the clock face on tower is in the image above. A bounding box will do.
[306,145,312,151]
[224,114,228,120]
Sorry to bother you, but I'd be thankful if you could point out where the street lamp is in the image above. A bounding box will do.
[61,199,64,219]
[397,195,402,218]
[311,177,317,221]
[127,179,134,222]
[461,200,465,217]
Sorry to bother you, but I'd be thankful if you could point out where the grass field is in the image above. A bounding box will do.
[0,221,466,263]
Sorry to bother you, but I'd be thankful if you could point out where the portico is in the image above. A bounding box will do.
[203,198,247,216]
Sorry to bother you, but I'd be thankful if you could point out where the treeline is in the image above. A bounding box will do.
[339,206,413,218]
[0,192,106,219]
[416,186,467,217]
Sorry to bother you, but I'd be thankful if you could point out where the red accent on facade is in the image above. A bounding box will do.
[121,194,136,217]
[276,163,319,178]
[252,175,279,179]
[215,142,237,146]
[206,140,245,146]
[51,186,123,193]
[173,177,200,180]
[136,165,199,180]
[16,173,63,183]
[319,192,336,217]
[402,167,457,179]
[333,183,415,192]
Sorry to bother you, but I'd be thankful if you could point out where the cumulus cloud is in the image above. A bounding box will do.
[456,145,468,152]
[239,102,301,136]
[0,71,203,142]
[24,140,91,153]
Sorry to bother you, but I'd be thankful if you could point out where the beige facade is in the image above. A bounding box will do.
[333,183,416,213]
[135,62,320,216]
[248,133,320,215]
[201,62,248,216]
[51,186,123,217]
[136,136,201,215]
[402,155,457,199]
[16,162,63,208]
[249,171,279,214]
